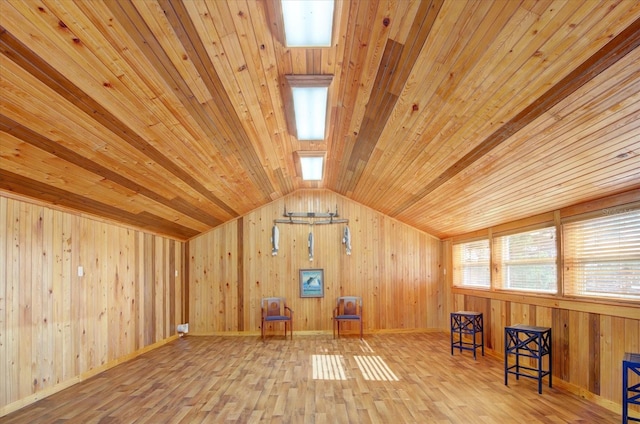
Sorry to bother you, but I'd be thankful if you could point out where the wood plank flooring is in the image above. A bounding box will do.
[1,332,624,423]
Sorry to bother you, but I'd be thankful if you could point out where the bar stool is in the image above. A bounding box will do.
[504,324,552,394]
[450,311,484,360]
[623,352,640,423]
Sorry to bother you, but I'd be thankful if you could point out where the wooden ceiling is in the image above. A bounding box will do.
[1,0,639,241]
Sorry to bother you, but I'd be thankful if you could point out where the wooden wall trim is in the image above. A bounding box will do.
[237,217,244,331]
[169,240,176,336]
[0,335,179,418]
[451,288,639,320]
[183,242,189,325]
[588,313,601,396]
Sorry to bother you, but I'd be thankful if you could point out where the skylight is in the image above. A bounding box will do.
[300,155,324,181]
[282,0,335,47]
[292,86,329,140]
[284,75,333,141]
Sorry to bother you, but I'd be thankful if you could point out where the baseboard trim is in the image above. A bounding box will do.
[0,335,179,418]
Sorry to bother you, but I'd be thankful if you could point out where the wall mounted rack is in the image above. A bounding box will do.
[273,206,349,225]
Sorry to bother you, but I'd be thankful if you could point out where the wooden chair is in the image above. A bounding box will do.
[333,296,363,339]
[261,297,293,340]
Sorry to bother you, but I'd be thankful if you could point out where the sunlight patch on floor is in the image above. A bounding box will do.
[312,354,347,380]
[354,355,399,381]
[360,339,374,353]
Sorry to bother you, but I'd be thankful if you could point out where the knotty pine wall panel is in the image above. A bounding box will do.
[187,190,444,335]
[188,219,239,333]
[453,293,639,412]
[0,195,184,415]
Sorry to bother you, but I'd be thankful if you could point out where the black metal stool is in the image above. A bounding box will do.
[623,352,640,423]
[504,324,552,394]
[450,311,484,360]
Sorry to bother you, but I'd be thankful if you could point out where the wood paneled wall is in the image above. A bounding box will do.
[448,290,639,412]
[0,195,184,416]
[188,190,444,334]
[442,193,640,413]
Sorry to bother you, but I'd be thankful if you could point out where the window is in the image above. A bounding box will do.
[453,239,490,288]
[493,227,557,293]
[563,208,640,300]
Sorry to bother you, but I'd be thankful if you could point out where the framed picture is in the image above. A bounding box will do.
[300,268,324,298]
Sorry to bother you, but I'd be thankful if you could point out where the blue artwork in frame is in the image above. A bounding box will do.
[300,268,324,298]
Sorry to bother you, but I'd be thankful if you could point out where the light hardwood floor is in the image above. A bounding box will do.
[1,332,624,423]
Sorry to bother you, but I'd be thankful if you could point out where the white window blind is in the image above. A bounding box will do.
[453,239,490,288]
[493,227,557,293]
[563,209,640,300]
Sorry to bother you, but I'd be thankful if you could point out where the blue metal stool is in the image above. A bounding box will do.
[504,324,552,394]
[623,352,640,423]
[450,311,484,360]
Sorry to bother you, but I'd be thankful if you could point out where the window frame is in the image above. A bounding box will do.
[562,208,640,301]
[452,238,491,289]
[492,225,558,294]
[451,204,640,305]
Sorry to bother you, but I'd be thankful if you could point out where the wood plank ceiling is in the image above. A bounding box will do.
[1,0,639,241]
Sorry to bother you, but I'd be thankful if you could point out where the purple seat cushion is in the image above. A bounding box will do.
[265,316,290,321]
[336,315,360,320]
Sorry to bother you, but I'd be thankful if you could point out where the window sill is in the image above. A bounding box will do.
[451,287,639,319]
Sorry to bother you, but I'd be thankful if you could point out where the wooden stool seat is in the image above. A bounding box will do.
[450,311,484,360]
[623,352,640,423]
[504,324,552,394]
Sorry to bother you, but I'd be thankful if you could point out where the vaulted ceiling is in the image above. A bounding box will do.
[1,0,639,241]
